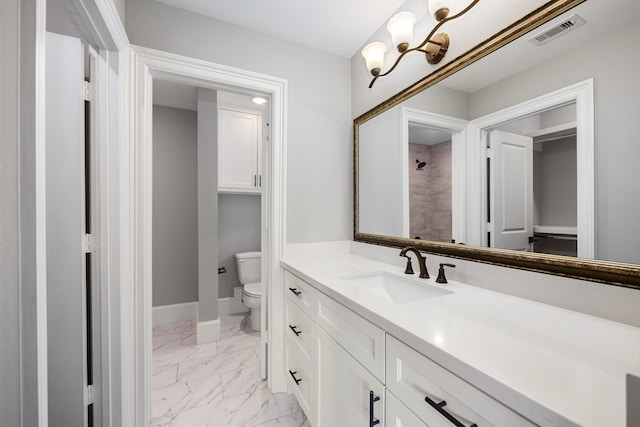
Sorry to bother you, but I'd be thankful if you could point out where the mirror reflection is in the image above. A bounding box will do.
[357,0,640,265]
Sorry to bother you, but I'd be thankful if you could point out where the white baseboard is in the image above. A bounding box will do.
[219,286,249,316]
[196,319,220,344]
[152,302,197,327]
[153,287,248,329]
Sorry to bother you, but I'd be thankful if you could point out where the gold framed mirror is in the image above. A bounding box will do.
[354,0,640,289]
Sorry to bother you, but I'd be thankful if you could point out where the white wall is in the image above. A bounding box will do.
[0,0,21,424]
[126,0,352,243]
[152,105,199,307]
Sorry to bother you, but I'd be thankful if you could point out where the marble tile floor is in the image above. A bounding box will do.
[151,314,311,427]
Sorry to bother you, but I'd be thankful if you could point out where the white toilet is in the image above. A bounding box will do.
[234,251,262,331]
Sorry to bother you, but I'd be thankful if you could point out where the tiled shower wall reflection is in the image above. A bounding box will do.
[409,142,452,242]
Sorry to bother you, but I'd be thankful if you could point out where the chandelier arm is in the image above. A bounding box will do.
[414,0,481,51]
[368,0,481,88]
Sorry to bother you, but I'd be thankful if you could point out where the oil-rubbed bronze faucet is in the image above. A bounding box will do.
[436,263,456,284]
[399,246,429,278]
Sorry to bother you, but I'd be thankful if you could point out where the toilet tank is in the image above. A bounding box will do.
[235,251,261,285]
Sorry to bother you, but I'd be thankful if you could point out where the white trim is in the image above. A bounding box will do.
[129,45,288,425]
[35,0,49,424]
[152,302,198,326]
[218,287,250,317]
[196,319,221,344]
[400,108,469,243]
[469,79,595,258]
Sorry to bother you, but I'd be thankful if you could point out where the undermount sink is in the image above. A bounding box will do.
[341,271,451,304]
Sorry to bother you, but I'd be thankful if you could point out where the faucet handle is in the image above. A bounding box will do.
[403,256,414,275]
[435,263,456,284]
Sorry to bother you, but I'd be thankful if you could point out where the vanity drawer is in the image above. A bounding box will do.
[314,290,385,382]
[386,335,535,427]
[284,340,314,420]
[284,271,315,318]
[284,297,314,361]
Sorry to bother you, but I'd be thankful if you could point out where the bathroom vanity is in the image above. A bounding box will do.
[281,242,639,427]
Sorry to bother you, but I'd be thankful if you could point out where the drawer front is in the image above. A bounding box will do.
[386,390,429,427]
[315,291,385,382]
[284,271,315,318]
[284,341,314,420]
[386,335,535,427]
[284,298,314,361]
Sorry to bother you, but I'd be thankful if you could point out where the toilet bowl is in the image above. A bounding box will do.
[234,251,262,331]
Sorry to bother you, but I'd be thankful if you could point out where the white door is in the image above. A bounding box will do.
[46,31,102,426]
[489,130,533,251]
[315,327,385,427]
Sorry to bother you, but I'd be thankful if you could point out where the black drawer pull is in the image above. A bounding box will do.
[288,287,302,297]
[289,370,302,385]
[425,395,477,427]
[288,324,301,336]
[369,391,380,426]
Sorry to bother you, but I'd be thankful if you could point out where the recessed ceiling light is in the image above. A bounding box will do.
[252,97,267,105]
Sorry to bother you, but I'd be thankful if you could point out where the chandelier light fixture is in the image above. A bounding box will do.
[362,0,480,88]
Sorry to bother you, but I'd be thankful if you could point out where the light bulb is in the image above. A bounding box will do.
[361,42,387,76]
[428,0,454,21]
[252,97,267,105]
[387,11,416,52]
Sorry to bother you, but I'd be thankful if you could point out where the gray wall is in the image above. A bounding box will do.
[152,105,199,307]
[471,21,640,263]
[218,194,262,298]
[126,0,352,243]
[535,137,577,227]
[197,89,219,323]
[0,0,21,424]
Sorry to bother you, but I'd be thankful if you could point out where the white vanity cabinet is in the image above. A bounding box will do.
[386,335,536,427]
[284,272,316,421]
[217,107,262,193]
[282,269,536,427]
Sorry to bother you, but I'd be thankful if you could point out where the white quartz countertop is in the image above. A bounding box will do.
[281,242,640,427]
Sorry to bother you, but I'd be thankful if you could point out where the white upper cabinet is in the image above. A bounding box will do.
[218,107,262,193]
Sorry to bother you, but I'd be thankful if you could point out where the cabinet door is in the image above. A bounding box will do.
[386,390,429,427]
[315,327,384,427]
[218,108,261,192]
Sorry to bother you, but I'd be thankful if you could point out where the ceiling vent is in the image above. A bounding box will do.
[528,14,586,46]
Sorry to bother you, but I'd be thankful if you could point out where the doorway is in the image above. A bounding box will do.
[129,46,288,425]
[400,107,469,244]
[469,79,595,258]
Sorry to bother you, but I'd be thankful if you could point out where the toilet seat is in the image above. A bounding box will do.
[244,282,262,297]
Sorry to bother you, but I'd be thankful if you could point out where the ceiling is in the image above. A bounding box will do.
[153,0,407,58]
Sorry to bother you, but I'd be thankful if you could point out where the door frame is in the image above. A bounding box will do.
[400,107,469,243]
[468,79,595,258]
[28,0,127,425]
[129,45,288,425]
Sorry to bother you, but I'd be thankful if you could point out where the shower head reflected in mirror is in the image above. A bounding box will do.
[416,159,427,170]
